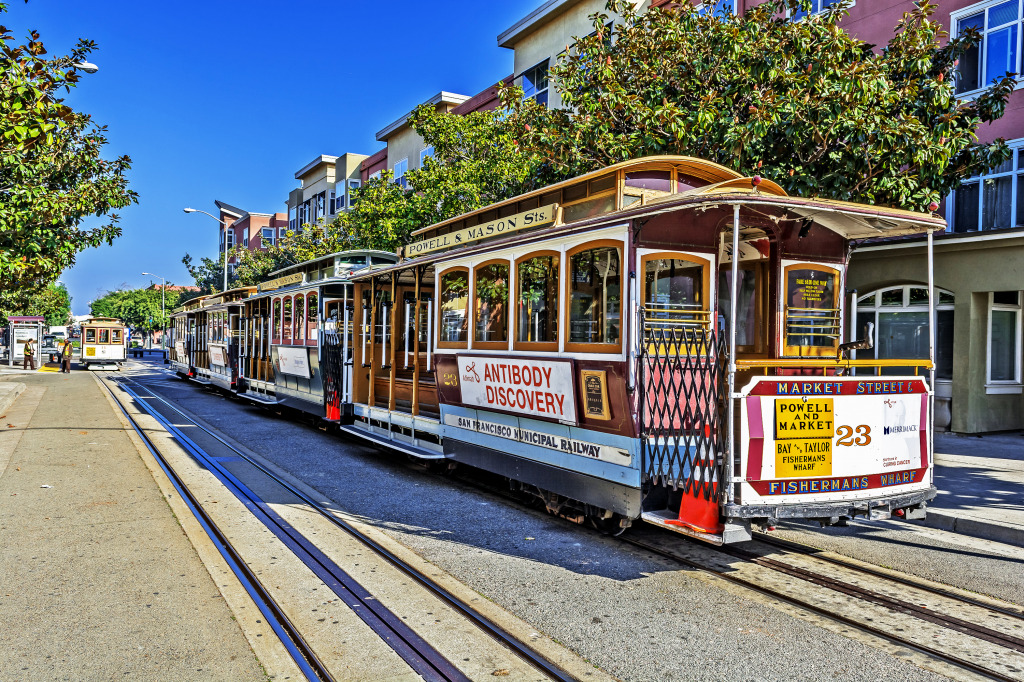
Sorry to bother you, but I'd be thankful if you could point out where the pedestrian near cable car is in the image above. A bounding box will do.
[22,338,35,371]
[61,338,74,373]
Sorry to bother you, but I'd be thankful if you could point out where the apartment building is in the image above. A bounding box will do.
[286,153,368,233]
[214,200,288,273]
[486,0,1023,432]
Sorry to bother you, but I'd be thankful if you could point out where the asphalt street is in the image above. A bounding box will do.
[122,361,1007,682]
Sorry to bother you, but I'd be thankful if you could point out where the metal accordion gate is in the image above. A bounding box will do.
[638,309,728,533]
[321,330,345,422]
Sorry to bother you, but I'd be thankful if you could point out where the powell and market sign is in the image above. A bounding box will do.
[404,204,557,257]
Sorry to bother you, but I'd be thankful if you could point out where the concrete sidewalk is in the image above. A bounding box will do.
[924,432,1024,546]
[0,371,267,681]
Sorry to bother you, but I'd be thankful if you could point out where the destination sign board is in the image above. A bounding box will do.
[405,204,557,257]
[258,273,304,292]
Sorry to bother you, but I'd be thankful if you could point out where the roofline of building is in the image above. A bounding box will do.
[294,154,339,180]
[214,199,245,218]
[498,0,583,49]
[375,91,471,141]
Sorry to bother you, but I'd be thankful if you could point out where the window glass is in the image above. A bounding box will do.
[880,289,903,306]
[273,299,281,342]
[475,263,509,343]
[99,329,110,344]
[624,170,672,193]
[909,287,929,306]
[283,297,292,342]
[719,268,757,345]
[440,270,469,344]
[562,194,615,223]
[306,293,318,341]
[294,295,305,342]
[990,309,1018,380]
[784,268,838,348]
[85,329,96,343]
[937,309,955,380]
[522,60,549,106]
[994,290,1020,305]
[568,246,621,345]
[877,311,930,374]
[953,182,980,232]
[517,255,559,344]
[645,257,706,330]
[983,175,1013,229]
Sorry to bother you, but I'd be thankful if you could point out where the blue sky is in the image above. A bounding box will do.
[7,0,542,313]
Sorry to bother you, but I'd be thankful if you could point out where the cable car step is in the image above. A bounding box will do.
[337,424,446,460]
[243,392,279,405]
[641,510,752,545]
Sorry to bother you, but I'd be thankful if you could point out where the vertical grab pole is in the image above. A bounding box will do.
[342,302,350,403]
[361,304,369,367]
[726,204,741,506]
[404,301,411,370]
[426,298,434,371]
[381,296,389,369]
[927,227,936,478]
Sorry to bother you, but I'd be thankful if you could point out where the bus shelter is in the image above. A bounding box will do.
[5,316,44,368]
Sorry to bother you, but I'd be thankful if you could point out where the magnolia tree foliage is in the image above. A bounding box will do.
[90,286,180,333]
[0,281,70,326]
[502,0,1014,210]
[0,3,137,294]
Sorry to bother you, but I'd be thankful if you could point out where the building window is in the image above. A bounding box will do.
[369,170,382,181]
[223,228,235,250]
[262,228,275,246]
[419,146,434,167]
[856,286,955,379]
[950,143,1024,232]
[348,179,361,207]
[329,189,337,214]
[393,158,408,188]
[243,232,249,248]
[955,0,1022,95]
[521,59,549,106]
[989,290,1022,387]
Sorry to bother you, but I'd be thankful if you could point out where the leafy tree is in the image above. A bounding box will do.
[182,252,233,296]
[89,287,180,336]
[0,281,70,326]
[503,0,1014,210]
[0,2,137,294]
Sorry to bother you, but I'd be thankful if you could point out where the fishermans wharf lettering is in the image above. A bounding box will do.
[405,204,557,257]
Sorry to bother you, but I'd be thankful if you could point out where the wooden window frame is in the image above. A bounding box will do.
[282,296,293,345]
[306,292,318,346]
[564,240,625,355]
[437,266,470,350]
[85,328,96,343]
[514,250,561,352]
[641,251,712,327]
[98,328,110,344]
[718,260,769,355]
[782,263,842,357]
[294,293,305,344]
[272,298,282,344]
[472,258,512,351]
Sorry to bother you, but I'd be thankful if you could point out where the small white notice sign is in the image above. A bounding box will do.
[277,346,311,379]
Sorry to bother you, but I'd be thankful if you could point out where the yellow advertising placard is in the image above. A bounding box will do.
[775,439,833,478]
[774,398,834,440]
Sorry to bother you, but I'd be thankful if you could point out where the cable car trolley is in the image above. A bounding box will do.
[80,318,128,370]
[169,297,208,380]
[341,155,941,544]
[236,250,398,411]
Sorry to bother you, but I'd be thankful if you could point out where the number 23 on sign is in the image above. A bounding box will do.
[835,425,871,446]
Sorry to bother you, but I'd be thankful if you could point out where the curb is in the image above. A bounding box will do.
[916,509,1024,547]
[0,382,26,417]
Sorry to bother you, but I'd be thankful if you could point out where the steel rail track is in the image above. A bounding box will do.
[621,534,1021,682]
[98,378,335,682]
[115,373,580,682]
[753,531,1024,621]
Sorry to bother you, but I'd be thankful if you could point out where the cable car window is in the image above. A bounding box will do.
[99,329,110,344]
[295,294,305,343]
[562,194,616,224]
[516,253,559,349]
[112,329,123,344]
[719,265,761,351]
[784,265,840,355]
[439,268,469,346]
[567,243,622,350]
[625,170,671,193]
[306,293,318,343]
[643,255,709,330]
[474,261,509,346]
[283,297,293,343]
[272,299,281,343]
[85,329,95,343]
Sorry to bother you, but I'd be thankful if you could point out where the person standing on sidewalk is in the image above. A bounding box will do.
[60,338,74,373]
[22,338,36,371]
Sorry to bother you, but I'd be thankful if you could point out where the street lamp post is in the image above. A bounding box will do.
[142,272,166,351]
[184,207,232,292]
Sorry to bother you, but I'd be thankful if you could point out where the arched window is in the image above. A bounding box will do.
[272,298,282,344]
[515,251,559,351]
[474,260,510,349]
[855,285,955,379]
[438,267,469,348]
[565,241,623,353]
[306,293,318,345]
[294,294,305,343]
[283,296,293,343]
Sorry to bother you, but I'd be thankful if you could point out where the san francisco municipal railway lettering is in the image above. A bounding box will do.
[444,415,630,466]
